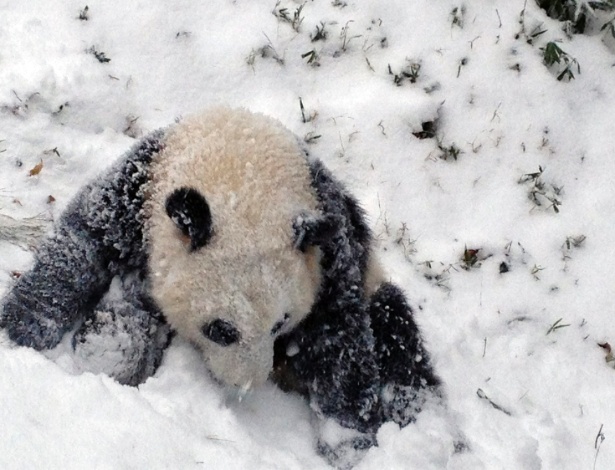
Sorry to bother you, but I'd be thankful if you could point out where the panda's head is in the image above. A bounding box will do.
[146,108,331,389]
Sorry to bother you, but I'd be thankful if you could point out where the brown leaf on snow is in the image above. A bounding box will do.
[28,160,43,176]
[47,195,56,204]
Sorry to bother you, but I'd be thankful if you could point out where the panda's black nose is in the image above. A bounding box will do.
[202,319,241,346]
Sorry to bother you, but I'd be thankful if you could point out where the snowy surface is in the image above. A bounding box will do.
[1,0,615,468]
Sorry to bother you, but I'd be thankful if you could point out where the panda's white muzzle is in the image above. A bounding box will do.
[203,334,275,391]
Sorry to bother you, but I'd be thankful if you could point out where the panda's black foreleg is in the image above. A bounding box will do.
[295,290,383,434]
[368,282,440,427]
[0,223,114,350]
[289,294,382,469]
[1,133,164,351]
[72,274,172,386]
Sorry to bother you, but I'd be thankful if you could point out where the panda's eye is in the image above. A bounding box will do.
[165,187,213,251]
[203,319,241,346]
[271,313,290,336]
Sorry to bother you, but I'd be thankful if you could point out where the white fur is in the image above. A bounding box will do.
[145,108,322,388]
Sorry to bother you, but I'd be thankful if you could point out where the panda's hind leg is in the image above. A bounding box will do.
[368,282,440,427]
[72,275,171,386]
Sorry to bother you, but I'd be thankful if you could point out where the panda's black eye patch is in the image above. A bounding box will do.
[165,187,213,251]
[271,313,290,336]
[203,319,241,346]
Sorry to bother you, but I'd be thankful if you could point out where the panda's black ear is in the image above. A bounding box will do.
[292,213,342,252]
[165,187,213,251]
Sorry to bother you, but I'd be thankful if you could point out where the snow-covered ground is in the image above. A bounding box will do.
[1,0,615,468]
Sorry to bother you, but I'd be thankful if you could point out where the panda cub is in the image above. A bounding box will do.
[1,108,439,460]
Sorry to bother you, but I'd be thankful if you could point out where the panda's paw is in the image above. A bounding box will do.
[72,305,170,386]
[73,309,139,384]
[315,417,377,469]
[0,294,65,350]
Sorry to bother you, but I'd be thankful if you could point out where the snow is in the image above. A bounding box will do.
[1,0,615,468]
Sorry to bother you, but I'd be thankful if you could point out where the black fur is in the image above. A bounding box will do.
[368,282,440,426]
[0,131,170,380]
[165,187,213,251]
[276,160,382,433]
[270,313,290,335]
[273,157,440,456]
[292,213,341,252]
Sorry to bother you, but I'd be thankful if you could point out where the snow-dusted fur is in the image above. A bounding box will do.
[0,131,171,386]
[0,108,439,465]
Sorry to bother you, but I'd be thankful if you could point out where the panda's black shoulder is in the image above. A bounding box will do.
[60,130,166,273]
[306,157,371,267]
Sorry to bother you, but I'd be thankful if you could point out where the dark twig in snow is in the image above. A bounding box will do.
[546,318,571,335]
[88,46,111,63]
[594,424,605,470]
[79,5,89,21]
[477,389,512,416]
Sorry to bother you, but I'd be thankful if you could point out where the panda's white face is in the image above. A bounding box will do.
[146,108,322,389]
